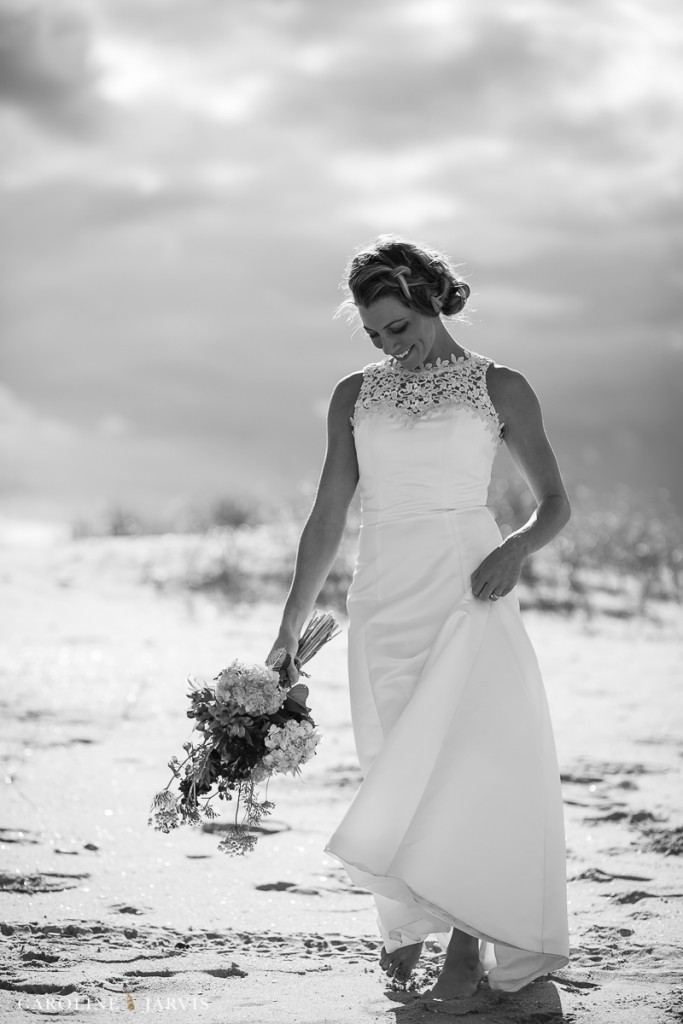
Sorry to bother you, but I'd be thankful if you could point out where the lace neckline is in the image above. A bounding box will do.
[388,348,474,374]
[353,347,504,446]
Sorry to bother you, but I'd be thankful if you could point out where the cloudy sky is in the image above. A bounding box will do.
[1,0,682,529]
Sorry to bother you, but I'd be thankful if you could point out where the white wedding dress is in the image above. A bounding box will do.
[323,348,570,992]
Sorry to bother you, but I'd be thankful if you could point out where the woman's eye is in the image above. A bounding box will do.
[390,324,408,335]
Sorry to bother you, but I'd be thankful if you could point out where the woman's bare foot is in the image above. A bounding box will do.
[424,927,484,1000]
[379,940,424,984]
[426,955,484,999]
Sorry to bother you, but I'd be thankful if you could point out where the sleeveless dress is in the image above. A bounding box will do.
[323,348,570,992]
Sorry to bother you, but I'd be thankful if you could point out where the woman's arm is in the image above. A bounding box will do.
[266,372,363,681]
[470,365,571,601]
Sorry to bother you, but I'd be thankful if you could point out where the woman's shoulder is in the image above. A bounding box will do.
[333,369,365,398]
[327,370,364,422]
[480,356,537,419]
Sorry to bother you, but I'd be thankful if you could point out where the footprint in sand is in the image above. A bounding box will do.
[0,827,41,846]
[123,969,177,978]
[0,981,78,996]
[641,825,683,856]
[571,867,653,884]
[608,889,683,904]
[203,965,248,978]
[583,809,664,825]
[322,764,363,788]
[562,761,668,785]
[121,965,248,984]
[585,923,634,940]
[254,881,322,895]
[552,974,601,992]
[202,820,290,836]
[20,951,61,964]
[0,871,90,894]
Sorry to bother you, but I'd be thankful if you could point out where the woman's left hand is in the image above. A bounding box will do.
[470,537,526,601]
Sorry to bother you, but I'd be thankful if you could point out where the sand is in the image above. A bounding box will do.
[1,536,682,1023]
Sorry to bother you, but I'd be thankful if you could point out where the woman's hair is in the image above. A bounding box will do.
[334,234,471,322]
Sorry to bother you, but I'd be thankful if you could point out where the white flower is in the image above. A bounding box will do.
[260,719,321,777]
[214,660,284,715]
[250,763,273,785]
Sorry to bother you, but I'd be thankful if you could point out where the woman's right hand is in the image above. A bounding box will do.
[265,632,300,687]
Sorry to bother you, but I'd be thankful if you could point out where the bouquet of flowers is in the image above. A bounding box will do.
[148,612,340,855]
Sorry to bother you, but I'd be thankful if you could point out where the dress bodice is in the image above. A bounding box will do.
[351,349,504,525]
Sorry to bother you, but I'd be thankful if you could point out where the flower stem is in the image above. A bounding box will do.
[162,749,193,791]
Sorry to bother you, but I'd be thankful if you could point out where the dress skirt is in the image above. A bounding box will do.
[323,505,570,992]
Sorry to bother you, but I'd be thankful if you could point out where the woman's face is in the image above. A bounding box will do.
[358,295,437,370]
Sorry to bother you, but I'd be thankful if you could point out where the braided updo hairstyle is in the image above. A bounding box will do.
[335,235,470,322]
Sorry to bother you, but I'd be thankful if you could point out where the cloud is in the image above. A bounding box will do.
[0,383,78,447]
[1,0,682,518]
[0,383,82,496]
[0,0,101,132]
[97,414,132,438]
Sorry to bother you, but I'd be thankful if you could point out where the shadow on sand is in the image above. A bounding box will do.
[386,976,565,1022]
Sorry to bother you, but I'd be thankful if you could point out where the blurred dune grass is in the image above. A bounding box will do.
[69,478,683,623]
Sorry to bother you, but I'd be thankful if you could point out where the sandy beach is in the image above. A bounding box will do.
[1,535,682,1023]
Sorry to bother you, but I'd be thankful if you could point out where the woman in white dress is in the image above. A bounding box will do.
[266,235,571,999]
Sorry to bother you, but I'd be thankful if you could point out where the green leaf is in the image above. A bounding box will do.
[287,682,310,706]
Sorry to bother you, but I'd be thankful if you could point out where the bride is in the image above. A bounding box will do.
[266,235,571,999]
